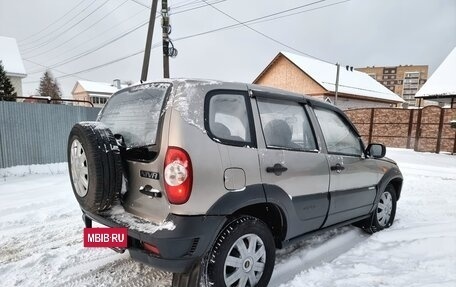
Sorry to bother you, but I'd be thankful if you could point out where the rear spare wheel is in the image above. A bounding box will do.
[67,122,122,213]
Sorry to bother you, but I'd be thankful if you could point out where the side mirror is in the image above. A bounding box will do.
[366,143,386,159]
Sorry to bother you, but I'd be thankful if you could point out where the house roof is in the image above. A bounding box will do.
[0,36,26,77]
[72,80,127,95]
[415,47,456,100]
[257,52,404,103]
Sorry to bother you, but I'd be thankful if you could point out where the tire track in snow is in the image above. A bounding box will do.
[57,257,171,287]
[270,227,368,286]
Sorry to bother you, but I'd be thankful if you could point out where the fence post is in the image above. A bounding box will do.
[435,107,445,154]
[453,131,456,155]
[368,108,374,144]
[0,103,3,169]
[414,108,423,151]
[406,109,414,149]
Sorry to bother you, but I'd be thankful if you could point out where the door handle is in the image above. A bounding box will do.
[330,163,345,173]
[266,163,288,176]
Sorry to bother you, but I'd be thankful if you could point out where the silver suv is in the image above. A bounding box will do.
[68,79,403,287]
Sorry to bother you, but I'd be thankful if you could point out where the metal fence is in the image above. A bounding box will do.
[0,101,101,168]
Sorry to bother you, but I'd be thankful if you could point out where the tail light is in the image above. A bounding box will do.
[164,147,193,204]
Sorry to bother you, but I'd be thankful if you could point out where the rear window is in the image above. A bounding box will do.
[98,83,170,148]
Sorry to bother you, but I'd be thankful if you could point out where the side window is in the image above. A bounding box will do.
[257,98,317,151]
[314,108,362,156]
[208,93,251,144]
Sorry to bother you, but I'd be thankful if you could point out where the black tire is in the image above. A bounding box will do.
[67,122,122,213]
[362,184,397,234]
[204,216,275,287]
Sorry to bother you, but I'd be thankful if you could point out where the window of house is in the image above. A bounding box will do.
[314,108,362,156]
[257,98,317,151]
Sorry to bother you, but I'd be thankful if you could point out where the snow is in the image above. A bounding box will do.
[0,36,26,77]
[76,80,126,95]
[168,79,222,132]
[0,162,67,178]
[0,148,455,286]
[281,52,405,103]
[101,205,175,234]
[415,46,456,98]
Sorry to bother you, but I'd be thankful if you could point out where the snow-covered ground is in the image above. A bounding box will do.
[0,148,455,287]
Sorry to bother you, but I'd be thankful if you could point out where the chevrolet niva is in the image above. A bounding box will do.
[68,79,403,287]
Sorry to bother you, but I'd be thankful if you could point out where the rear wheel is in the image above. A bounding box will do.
[204,216,275,287]
[68,122,122,213]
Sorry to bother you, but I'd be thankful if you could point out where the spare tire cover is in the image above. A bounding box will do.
[67,122,122,213]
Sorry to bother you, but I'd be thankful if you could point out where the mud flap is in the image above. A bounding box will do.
[171,263,202,287]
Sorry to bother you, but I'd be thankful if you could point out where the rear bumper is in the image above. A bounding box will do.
[82,209,225,273]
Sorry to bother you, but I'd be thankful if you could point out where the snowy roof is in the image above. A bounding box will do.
[415,47,456,99]
[0,36,26,77]
[278,52,404,103]
[73,80,127,95]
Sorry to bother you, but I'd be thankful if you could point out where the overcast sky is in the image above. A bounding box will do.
[1,0,455,98]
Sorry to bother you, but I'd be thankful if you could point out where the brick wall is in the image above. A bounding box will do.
[345,106,456,154]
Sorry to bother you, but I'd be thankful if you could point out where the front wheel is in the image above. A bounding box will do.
[204,216,276,287]
[363,184,397,233]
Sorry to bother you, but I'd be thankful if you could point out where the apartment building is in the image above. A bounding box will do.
[356,65,428,106]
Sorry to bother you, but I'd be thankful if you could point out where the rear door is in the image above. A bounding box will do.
[252,93,330,239]
[312,106,378,227]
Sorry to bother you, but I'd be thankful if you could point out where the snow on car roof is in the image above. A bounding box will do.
[281,52,404,103]
[415,46,456,98]
[0,36,26,77]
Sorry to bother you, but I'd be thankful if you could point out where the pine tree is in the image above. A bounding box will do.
[0,61,17,102]
[37,70,62,103]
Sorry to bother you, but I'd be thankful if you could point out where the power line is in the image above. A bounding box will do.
[25,0,229,75]
[199,0,329,62]
[20,0,99,49]
[38,9,149,65]
[19,0,88,44]
[22,0,111,54]
[23,59,90,81]
[26,0,130,59]
[170,0,227,14]
[223,1,350,33]
[129,0,150,8]
[25,0,350,81]
[27,20,149,75]
[25,0,109,54]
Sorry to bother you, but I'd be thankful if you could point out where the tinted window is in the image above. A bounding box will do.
[208,93,251,143]
[257,98,316,151]
[99,83,170,148]
[314,108,362,156]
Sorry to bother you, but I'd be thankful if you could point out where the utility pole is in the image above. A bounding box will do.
[141,0,159,82]
[334,63,340,106]
[162,0,170,78]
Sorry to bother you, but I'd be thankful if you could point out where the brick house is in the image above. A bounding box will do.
[0,36,27,97]
[253,52,404,110]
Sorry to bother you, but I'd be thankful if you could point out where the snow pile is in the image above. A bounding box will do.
[0,162,67,178]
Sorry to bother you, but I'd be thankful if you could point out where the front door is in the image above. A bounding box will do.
[252,95,330,239]
[312,107,379,227]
